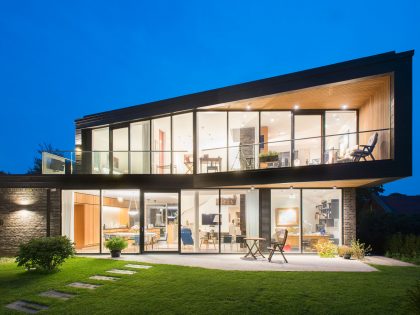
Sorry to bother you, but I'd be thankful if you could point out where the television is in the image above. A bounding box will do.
[201,213,219,225]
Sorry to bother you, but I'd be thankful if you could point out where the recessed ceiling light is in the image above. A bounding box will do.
[341,104,348,109]
[246,104,251,110]
[270,118,274,123]
[293,104,300,110]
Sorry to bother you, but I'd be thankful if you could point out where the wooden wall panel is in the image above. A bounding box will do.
[358,76,391,160]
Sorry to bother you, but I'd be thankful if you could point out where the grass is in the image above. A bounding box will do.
[0,257,419,314]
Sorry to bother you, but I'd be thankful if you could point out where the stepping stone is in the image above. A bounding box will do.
[106,269,137,275]
[125,264,152,269]
[39,290,75,300]
[5,300,48,314]
[89,275,119,281]
[67,282,102,290]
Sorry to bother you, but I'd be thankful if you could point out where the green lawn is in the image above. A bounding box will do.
[0,257,419,314]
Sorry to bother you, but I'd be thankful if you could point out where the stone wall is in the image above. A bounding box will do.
[0,188,61,256]
[343,188,356,245]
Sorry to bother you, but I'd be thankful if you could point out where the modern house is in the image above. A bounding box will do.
[0,50,413,256]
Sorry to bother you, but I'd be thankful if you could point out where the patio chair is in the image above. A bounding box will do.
[350,132,378,162]
[268,228,288,263]
[222,235,233,250]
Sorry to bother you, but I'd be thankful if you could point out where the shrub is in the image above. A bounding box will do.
[407,281,420,314]
[105,237,128,251]
[386,233,420,263]
[350,239,372,260]
[315,240,337,258]
[16,236,75,272]
[338,245,352,257]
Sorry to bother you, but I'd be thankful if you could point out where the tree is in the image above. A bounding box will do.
[27,143,62,175]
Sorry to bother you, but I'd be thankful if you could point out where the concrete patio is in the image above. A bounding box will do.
[82,254,381,272]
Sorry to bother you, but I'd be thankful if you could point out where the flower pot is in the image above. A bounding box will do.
[110,250,121,258]
[343,253,351,259]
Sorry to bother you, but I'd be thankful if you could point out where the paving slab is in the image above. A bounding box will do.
[5,300,48,314]
[106,269,137,275]
[39,290,75,300]
[364,255,418,267]
[67,282,102,289]
[89,275,120,281]
[124,264,152,269]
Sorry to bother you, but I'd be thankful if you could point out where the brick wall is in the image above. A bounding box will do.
[0,188,61,256]
[343,188,356,245]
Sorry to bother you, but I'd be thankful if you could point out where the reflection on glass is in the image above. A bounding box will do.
[152,117,171,174]
[144,193,179,251]
[130,121,150,174]
[180,190,219,253]
[172,113,193,174]
[198,112,227,173]
[271,189,300,252]
[228,112,259,171]
[302,189,341,253]
[260,112,292,169]
[92,127,109,174]
[62,190,100,253]
[325,111,357,164]
[112,128,129,174]
[294,115,322,166]
[220,189,259,253]
[101,190,140,253]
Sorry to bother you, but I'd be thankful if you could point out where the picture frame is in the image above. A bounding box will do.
[275,207,299,226]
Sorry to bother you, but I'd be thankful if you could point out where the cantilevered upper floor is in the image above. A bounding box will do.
[41,50,413,189]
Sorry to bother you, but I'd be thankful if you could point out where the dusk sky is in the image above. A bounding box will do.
[0,1,418,195]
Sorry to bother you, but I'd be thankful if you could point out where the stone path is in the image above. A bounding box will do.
[4,262,153,313]
[67,282,102,290]
[106,269,137,275]
[5,300,48,314]
[125,264,153,269]
[39,290,75,300]
[89,275,120,281]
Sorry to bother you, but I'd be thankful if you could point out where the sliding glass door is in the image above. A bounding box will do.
[143,192,179,252]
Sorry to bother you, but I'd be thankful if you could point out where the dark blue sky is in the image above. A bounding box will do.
[0,1,418,195]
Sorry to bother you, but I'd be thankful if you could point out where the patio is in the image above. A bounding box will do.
[81,254,383,272]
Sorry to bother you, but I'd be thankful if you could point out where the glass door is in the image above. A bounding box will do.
[143,192,179,252]
[293,114,322,166]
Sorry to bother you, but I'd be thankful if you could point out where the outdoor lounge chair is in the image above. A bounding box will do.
[181,228,194,247]
[350,132,378,162]
[268,228,288,263]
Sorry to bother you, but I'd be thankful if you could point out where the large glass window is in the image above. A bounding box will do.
[144,192,179,251]
[180,190,219,253]
[112,127,129,174]
[92,127,109,174]
[172,113,193,174]
[302,189,341,253]
[130,121,150,174]
[220,189,259,253]
[228,112,259,171]
[294,115,322,166]
[260,112,292,168]
[152,117,171,174]
[325,111,357,164]
[102,190,140,253]
[271,189,301,252]
[62,190,100,253]
[197,112,227,173]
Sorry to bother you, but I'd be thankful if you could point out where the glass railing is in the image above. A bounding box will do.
[42,129,390,175]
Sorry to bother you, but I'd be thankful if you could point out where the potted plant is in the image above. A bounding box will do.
[259,151,279,163]
[105,237,128,258]
[337,245,351,258]
[342,246,353,259]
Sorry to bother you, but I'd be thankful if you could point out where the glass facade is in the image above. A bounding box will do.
[130,121,150,174]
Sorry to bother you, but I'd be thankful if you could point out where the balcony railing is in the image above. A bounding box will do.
[42,128,391,175]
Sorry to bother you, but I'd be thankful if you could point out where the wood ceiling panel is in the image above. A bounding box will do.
[204,75,390,111]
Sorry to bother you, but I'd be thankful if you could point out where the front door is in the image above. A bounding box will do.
[142,191,180,252]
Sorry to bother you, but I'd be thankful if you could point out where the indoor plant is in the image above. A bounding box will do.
[259,151,279,162]
[105,237,128,257]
